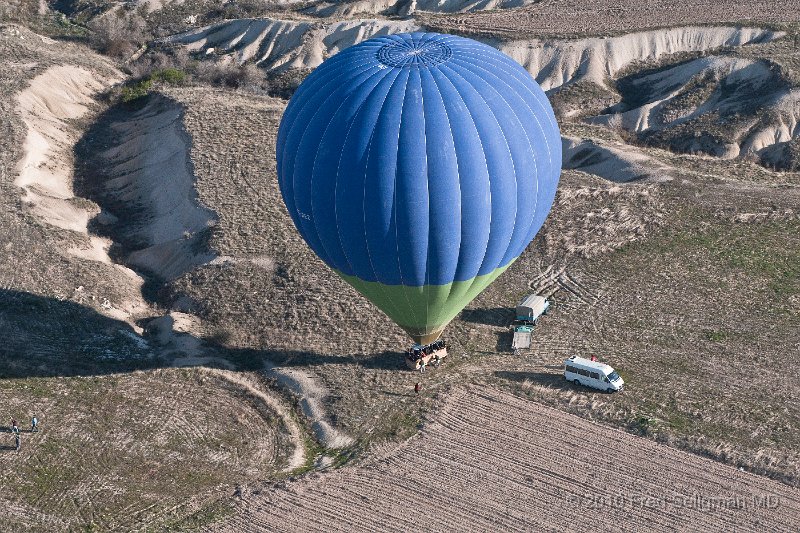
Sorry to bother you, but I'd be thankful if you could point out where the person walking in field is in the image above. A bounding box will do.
[11,418,18,433]
[414,382,421,395]
[31,417,38,432]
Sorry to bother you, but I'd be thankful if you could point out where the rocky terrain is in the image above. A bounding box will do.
[0,1,798,530]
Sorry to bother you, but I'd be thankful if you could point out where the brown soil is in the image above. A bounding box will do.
[0,368,293,531]
[218,387,800,532]
[423,1,800,39]
[2,8,800,531]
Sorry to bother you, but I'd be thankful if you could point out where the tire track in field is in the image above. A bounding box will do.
[216,387,800,532]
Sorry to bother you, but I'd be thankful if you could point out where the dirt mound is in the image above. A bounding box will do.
[77,95,217,282]
[220,387,800,531]
[591,55,800,169]
[495,26,782,92]
[264,361,353,449]
[563,136,673,183]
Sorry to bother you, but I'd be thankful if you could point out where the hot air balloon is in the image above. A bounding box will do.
[276,32,561,347]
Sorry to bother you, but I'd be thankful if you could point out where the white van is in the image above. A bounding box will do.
[564,356,624,392]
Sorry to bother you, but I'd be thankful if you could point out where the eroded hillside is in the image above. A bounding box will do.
[1,1,799,530]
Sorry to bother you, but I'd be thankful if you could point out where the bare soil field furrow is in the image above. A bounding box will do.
[268,461,528,531]
[271,468,580,531]
[321,479,519,532]
[224,387,800,532]
[409,443,596,506]
[368,464,534,528]
[328,470,480,523]
[266,500,351,530]
[515,420,717,493]
[460,389,800,514]
[468,391,800,530]
[271,487,422,533]
[323,488,426,531]
[420,406,720,530]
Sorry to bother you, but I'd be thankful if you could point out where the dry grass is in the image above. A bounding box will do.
[458,169,800,485]
[0,368,292,531]
[422,1,800,39]
[2,8,800,531]
[219,387,800,532]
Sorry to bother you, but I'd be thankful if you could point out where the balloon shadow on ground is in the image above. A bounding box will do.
[0,289,407,379]
[0,289,165,379]
[236,347,409,372]
[459,307,513,327]
[495,330,513,352]
[494,370,573,390]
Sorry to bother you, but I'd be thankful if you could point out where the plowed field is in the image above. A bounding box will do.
[218,388,800,532]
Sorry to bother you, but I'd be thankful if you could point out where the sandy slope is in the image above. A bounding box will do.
[220,388,800,532]
[167,21,780,94]
[15,65,117,235]
[91,95,218,281]
[9,59,152,325]
[495,26,783,91]
[562,136,673,183]
[166,18,419,70]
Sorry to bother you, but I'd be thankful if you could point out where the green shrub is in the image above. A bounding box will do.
[152,68,187,85]
[120,68,187,103]
[121,78,153,102]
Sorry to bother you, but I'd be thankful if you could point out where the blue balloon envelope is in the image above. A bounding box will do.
[277,32,561,344]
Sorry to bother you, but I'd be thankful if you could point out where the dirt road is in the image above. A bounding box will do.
[220,387,800,532]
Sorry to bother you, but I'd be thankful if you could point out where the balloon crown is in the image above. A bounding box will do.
[376,37,453,68]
